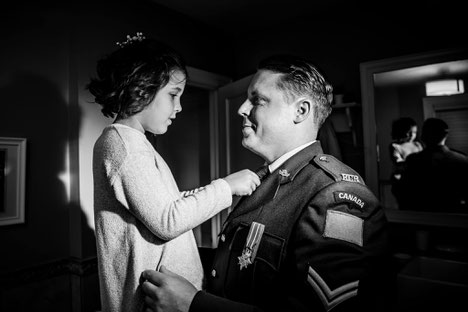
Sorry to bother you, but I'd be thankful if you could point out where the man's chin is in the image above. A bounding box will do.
[242,139,257,153]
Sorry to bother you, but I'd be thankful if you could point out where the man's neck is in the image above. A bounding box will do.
[268,141,315,173]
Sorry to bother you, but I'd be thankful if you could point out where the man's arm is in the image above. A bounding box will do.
[140,266,261,312]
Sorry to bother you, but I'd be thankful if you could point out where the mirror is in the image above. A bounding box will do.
[360,48,468,227]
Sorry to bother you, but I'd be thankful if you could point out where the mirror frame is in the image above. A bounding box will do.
[360,48,468,228]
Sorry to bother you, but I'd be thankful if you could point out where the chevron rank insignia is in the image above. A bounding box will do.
[307,266,359,311]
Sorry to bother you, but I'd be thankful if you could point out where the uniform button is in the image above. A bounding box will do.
[211,269,217,277]
[220,234,225,242]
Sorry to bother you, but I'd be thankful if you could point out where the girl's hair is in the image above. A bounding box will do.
[391,117,417,143]
[86,36,187,118]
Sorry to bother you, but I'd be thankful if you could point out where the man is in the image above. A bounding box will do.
[398,117,468,212]
[140,55,392,312]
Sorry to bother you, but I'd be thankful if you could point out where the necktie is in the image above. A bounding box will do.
[255,164,270,181]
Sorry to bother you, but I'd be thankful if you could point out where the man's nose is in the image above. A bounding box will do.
[238,99,251,117]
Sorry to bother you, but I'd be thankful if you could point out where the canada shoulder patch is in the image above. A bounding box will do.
[333,191,366,210]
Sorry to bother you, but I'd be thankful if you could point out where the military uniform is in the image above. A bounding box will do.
[190,142,391,312]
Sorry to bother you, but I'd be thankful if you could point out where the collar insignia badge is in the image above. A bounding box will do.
[279,169,290,177]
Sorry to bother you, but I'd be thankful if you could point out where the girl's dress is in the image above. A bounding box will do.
[93,124,232,312]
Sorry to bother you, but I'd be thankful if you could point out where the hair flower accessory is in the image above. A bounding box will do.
[116,32,146,48]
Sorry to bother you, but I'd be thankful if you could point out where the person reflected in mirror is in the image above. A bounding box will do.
[388,117,423,204]
[87,33,260,312]
[140,54,392,312]
[389,117,423,177]
[398,118,468,212]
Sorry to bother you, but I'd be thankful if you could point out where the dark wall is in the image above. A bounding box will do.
[0,1,235,311]
[0,6,72,272]
[229,5,467,100]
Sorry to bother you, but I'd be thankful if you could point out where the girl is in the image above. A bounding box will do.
[88,33,259,312]
[390,117,423,165]
[389,117,423,203]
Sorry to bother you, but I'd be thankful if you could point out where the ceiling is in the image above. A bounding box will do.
[149,0,355,35]
[148,0,457,35]
[375,60,468,87]
[149,0,468,86]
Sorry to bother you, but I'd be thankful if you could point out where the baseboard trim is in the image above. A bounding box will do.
[0,256,98,290]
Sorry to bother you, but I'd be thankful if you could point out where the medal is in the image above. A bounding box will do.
[238,222,265,270]
[238,249,252,270]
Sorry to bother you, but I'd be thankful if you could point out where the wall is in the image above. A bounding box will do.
[0,5,72,273]
[0,1,234,311]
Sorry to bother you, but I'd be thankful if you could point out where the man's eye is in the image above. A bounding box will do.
[252,97,264,106]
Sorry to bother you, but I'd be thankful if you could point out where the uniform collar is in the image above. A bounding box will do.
[272,141,323,185]
[223,141,324,230]
[269,141,315,173]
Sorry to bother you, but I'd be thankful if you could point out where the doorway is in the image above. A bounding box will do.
[423,93,468,155]
[150,67,231,248]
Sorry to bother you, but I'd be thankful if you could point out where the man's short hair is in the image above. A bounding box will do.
[258,55,333,127]
[421,118,449,146]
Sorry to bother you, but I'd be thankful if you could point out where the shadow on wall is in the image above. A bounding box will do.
[0,73,100,312]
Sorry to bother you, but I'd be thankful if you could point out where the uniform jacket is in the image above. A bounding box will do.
[190,142,391,312]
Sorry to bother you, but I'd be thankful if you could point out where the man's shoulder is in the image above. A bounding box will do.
[447,147,468,159]
[311,154,366,185]
[405,149,425,162]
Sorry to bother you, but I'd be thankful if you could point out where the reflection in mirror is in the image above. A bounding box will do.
[360,48,468,214]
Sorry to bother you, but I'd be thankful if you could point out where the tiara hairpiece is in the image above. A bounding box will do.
[116,32,146,48]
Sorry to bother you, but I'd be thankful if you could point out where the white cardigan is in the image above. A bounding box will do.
[93,124,232,312]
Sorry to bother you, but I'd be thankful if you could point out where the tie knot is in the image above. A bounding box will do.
[255,165,270,181]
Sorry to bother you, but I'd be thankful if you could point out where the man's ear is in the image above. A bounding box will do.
[294,99,311,124]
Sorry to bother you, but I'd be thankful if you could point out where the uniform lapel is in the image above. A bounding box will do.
[224,142,324,228]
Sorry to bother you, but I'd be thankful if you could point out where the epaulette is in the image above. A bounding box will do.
[312,154,365,185]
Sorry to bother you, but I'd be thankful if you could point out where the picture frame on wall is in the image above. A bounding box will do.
[0,137,26,226]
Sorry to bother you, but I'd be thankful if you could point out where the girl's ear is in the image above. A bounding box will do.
[294,99,311,124]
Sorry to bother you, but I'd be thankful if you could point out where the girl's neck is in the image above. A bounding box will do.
[114,116,145,133]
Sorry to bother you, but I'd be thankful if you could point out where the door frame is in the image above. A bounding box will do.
[186,66,231,247]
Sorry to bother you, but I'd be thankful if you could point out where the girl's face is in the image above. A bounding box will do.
[408,125,417,142]
[138,70,186,135]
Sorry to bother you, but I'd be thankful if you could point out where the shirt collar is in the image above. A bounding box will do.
[268,141,316,173]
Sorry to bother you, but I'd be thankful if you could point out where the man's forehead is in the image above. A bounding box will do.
[248,70,282,93]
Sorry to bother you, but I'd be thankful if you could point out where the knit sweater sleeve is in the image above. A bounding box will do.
[111,148,232,241]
